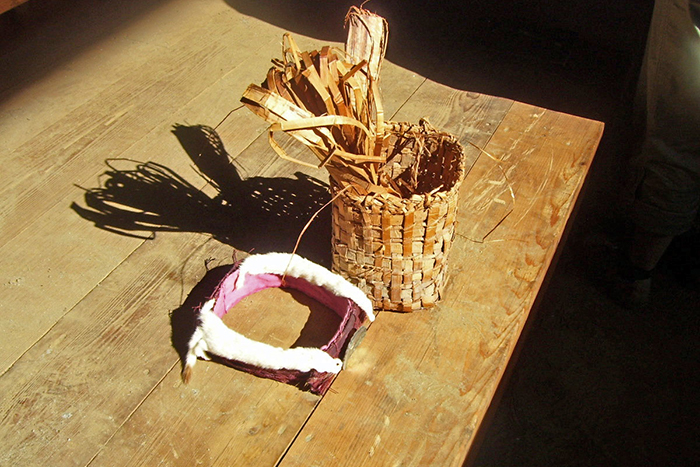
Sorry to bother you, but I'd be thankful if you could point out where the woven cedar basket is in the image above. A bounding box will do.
[241,8,467,311]
[331,120,466,311]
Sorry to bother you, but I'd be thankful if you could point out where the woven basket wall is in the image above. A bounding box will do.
[331,121,466,311]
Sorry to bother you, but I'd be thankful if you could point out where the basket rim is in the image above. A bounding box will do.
[330,120,467,204]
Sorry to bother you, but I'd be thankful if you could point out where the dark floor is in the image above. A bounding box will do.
[233,1,700,465]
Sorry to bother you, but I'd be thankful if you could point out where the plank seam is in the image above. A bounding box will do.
[273,384,328,467]
[83,361,180,467]
[387,77,428,120]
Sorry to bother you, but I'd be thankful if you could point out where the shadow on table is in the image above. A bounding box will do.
[72,124,344,385]
[71,124,332,267]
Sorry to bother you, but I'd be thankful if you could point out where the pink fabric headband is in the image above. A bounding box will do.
[182,253,375,395]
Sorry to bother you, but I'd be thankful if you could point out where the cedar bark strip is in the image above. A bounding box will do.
[240,7,474,311]
[240,7,391,191]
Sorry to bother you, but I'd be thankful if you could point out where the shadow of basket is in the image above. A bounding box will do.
[72,124,333,266]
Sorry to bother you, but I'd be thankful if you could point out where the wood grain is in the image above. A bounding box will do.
[391,80,517,242]
[0,232,211,466]
[0,2,428,465]
[277,102,603,467]
[0,1,602,465]
[0,3,286,373]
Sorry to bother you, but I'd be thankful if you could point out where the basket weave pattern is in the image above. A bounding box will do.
[331,121,466,311]
[241,8,468,311]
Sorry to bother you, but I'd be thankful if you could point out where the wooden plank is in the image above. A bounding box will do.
[389,81,513,150]
[0,145,321,465]
[0,231,325,466]
[0,3,288,373]
[81,62,426,467]
[0,231,211,466]
[0,4,430,466]
[0,11,278,226]
[277,100,603,466]
[86,283,332,467]
[0,108,267,376]
[0,0,231,155]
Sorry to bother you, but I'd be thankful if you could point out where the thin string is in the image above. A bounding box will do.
[214,105,244,130]
[283,185,351,282]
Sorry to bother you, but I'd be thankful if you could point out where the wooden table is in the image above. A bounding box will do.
[0,1,603,465]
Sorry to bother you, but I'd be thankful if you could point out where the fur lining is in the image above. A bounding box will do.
[184,299,343,375]
[235,253,375,321]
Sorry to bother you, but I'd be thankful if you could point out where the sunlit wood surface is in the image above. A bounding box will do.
[0,1,603,466]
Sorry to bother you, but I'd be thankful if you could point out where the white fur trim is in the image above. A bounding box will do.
[183,253,374,378]
[186,299,343,374]
[236,253,375,321]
